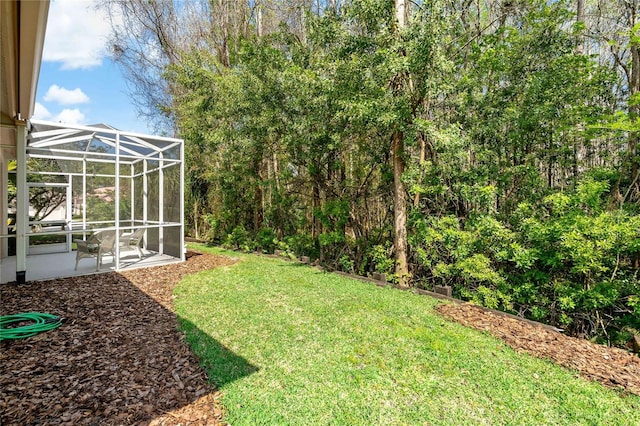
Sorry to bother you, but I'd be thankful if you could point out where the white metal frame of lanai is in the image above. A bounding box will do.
[1,119,185,283]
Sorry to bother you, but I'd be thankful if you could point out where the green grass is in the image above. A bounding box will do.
[175,244,640,425]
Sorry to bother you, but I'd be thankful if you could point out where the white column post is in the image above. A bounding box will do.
[158,152,164,255]
[66,176,72,252]
[143,159,148,249]
[15,123,28,283]
[180,141,185,261]
[82,159,87,238]
[130,163,134,228]
[114,131,121,270]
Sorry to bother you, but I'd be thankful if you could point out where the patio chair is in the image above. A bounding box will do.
[120,228,145,259]
[74,229,121,271]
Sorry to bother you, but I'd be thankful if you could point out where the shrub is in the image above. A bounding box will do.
[514,179,640,342]
[285,232,319,259]
[409,177,640,345]
[256,228,278,254]
[339,255,354,273]
[224,225,251,250]
[368,243,394,275]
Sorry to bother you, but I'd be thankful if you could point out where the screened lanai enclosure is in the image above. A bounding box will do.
[1,120,184,283]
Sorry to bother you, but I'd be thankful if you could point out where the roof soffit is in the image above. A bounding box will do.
[0,1,49,127]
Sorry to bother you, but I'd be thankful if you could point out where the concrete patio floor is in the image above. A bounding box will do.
[1,249,180,284]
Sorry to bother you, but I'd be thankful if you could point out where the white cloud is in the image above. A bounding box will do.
[52,109,86,125]
[43,85,90,105]
[33,102,86,124]
[33,102,52,120]
[42,0,118,70]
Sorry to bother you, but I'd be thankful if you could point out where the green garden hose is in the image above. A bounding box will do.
[0,312,63,340]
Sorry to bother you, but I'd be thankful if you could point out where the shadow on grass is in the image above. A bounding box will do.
[178,317,259,388]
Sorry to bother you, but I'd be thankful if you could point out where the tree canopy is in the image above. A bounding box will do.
[105,0,639,347]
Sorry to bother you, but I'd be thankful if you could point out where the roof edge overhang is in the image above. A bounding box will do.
[0,0,49,127]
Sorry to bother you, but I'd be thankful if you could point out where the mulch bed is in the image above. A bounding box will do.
[2,251,639,425]
[1,251,236,425]
[437,303,640,395]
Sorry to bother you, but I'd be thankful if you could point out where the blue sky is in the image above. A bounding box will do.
[33,0,152,135]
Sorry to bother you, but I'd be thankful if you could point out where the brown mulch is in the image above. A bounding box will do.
[437,302,640,395]
[0,251,237,426]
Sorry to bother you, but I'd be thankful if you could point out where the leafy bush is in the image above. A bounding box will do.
[339,255,354,273]
[315,200,350,262]
[284,232,319,259]
[514,179,640,343]
[224,225,252,250]
[256,228,278,254]
[368,243,394,274]
[203,213,221,242]
[409,177,640,345]
[410,214,516,312]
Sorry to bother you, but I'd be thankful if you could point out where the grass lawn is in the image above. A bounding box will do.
[175,245,640,425]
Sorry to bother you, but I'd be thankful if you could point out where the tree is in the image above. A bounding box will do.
[392,0,409,286]
[113,0,639,345]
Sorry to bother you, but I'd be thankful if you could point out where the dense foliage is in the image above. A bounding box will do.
[110,0,639,347]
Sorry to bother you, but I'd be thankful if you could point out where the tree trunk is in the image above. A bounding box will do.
[313,180,321,238]
[393,0,409,287]
[393,131,409,287]
[257,2,263,38]
[414,134,426,208]
[193,197,199,239]
[576,0,585,53]
[396,0,406,27]
[254,162,264,232]
[628,0,639,201]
